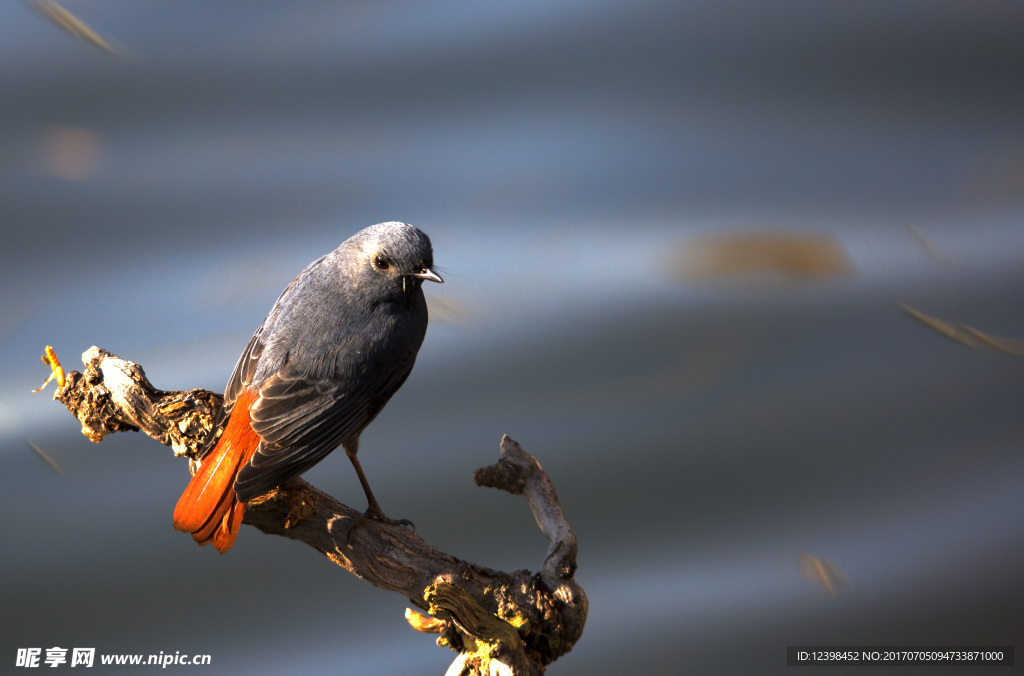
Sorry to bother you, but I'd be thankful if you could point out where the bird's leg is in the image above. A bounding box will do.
[345,443,414,538]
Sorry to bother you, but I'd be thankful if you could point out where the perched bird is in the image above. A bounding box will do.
[173,222,442,553]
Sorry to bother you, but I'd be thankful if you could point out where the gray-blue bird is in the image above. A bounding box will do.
[173,222,442,553]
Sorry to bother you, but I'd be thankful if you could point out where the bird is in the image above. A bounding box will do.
[173,222,442,554]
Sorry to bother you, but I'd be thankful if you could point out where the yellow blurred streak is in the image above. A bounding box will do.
[27,441,64,477]
[27,0,119,55]
[900,305,1024,357]
[799,552,848,597]
[907,224,954,264]
[673,231,855,285]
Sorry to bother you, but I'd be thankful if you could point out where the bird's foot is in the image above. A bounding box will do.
[347,503,415,543]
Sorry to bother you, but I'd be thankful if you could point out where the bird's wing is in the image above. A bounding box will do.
[232,344,418,503]
[198,263,317,460]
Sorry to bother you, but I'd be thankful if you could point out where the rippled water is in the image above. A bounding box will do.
[2,2,1023,674]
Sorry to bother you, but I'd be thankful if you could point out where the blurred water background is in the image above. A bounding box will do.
[2,2,1023,674]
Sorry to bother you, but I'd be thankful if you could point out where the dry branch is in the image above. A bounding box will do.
[39,346,587,676]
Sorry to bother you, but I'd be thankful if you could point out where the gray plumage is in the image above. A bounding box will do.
[205,222,441,503]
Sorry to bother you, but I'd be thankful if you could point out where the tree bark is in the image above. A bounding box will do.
[37,346,587,676]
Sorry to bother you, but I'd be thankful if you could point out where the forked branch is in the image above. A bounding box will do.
[37,346,587,676]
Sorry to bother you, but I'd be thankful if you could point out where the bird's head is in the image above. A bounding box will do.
[351,222,443,296]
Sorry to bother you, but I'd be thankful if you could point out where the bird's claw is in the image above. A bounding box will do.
[347,506,416,544]
[386,516,416,531]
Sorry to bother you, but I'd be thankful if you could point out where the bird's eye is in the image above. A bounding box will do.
[372,255,390,270]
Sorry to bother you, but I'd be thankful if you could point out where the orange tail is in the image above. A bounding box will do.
[173,389,260,554]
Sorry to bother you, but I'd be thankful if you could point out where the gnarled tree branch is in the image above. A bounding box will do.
[38,346,587,676]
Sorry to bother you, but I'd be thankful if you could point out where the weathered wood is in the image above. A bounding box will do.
[39,346,587,675]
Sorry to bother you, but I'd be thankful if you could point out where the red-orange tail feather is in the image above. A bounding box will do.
[173,389,259,554]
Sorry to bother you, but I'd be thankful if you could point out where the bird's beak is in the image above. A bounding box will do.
[414,267,444,283]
